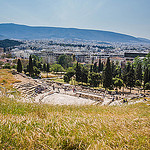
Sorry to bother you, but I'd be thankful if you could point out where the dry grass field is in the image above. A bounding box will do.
[0,69,21,90]
[1,97,150,149]
[0,69,150,149]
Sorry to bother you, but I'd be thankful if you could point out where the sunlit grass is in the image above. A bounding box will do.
[0,69,150,149]
[41,72,58,78]
[0,96,150,149]
[0,69,21,90]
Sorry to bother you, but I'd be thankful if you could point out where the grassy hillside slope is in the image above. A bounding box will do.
[0,97,150,149]
[0,70,150,149]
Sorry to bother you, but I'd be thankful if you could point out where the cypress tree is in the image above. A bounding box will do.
[144,67,149,87]
[75,62,81,82]
[126,65,135,93]
[126,62,131,73]
[29,55,33,76]
[111,61,116,78]
[43,63,46,72]
[46,63,50,77]
[92,57,94,64]
[46,63,50,73]
[101,62,104,71]
[98,57,101,73]
[103,57,112,89]
[135,63,142,82]
[81,66,88,83]
[33,59,37,67]
[93,62,98,73]
[90,65,93,72]
[122,62,131,86]
[17,59,22,73]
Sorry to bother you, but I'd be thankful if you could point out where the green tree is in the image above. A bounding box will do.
[64,74,70,83]
[46,63,50,77]
[126,62,131,73]
[135,63,142,82]
[64,67,75,83]
[143,67,149,92]
[126,65,135,93]
[143,52,150,68]
[90,65,93,72]
[81,66,88,84]
[43,63,47,72]
[98,57,101,73]
[29,55,33,76]
[58,54,72,69]
[135,80,142,93]
[88,72,101,87]
[72,54,76,62]
[113,78,124,91]
[145,82,150,90]
[115,66,121,78]
[33,66,41,77]
[103,57,112,89]
[51,64,65,72]
[75,62,82,82]
[3,63,11,69]
[17,59,22,73]
[111,61,116,78]
[93,62,98,73]
[33,59,37,67]
[37,62,42,70]
[92,57,94,64]
[122,62,131,86]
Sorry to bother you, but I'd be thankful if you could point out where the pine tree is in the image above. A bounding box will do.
[103,57,112,89]
[29,55,33,76]
[17,59,22,73]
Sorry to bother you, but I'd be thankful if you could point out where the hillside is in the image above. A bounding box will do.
[0,23,149,43]
[0,69,150,149]
[0,39,23,48]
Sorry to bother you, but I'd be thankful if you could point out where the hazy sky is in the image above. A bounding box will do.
[0,0,150,39]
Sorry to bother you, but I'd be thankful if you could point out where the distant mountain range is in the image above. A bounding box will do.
[0,23,150,43]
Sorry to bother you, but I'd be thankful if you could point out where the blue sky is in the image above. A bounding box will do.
[0,0,150,39]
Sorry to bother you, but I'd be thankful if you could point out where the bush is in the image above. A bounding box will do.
[145,82,150,90]
[3,63,11,69]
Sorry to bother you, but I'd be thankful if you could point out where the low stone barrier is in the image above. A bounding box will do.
[75,92,104,102]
